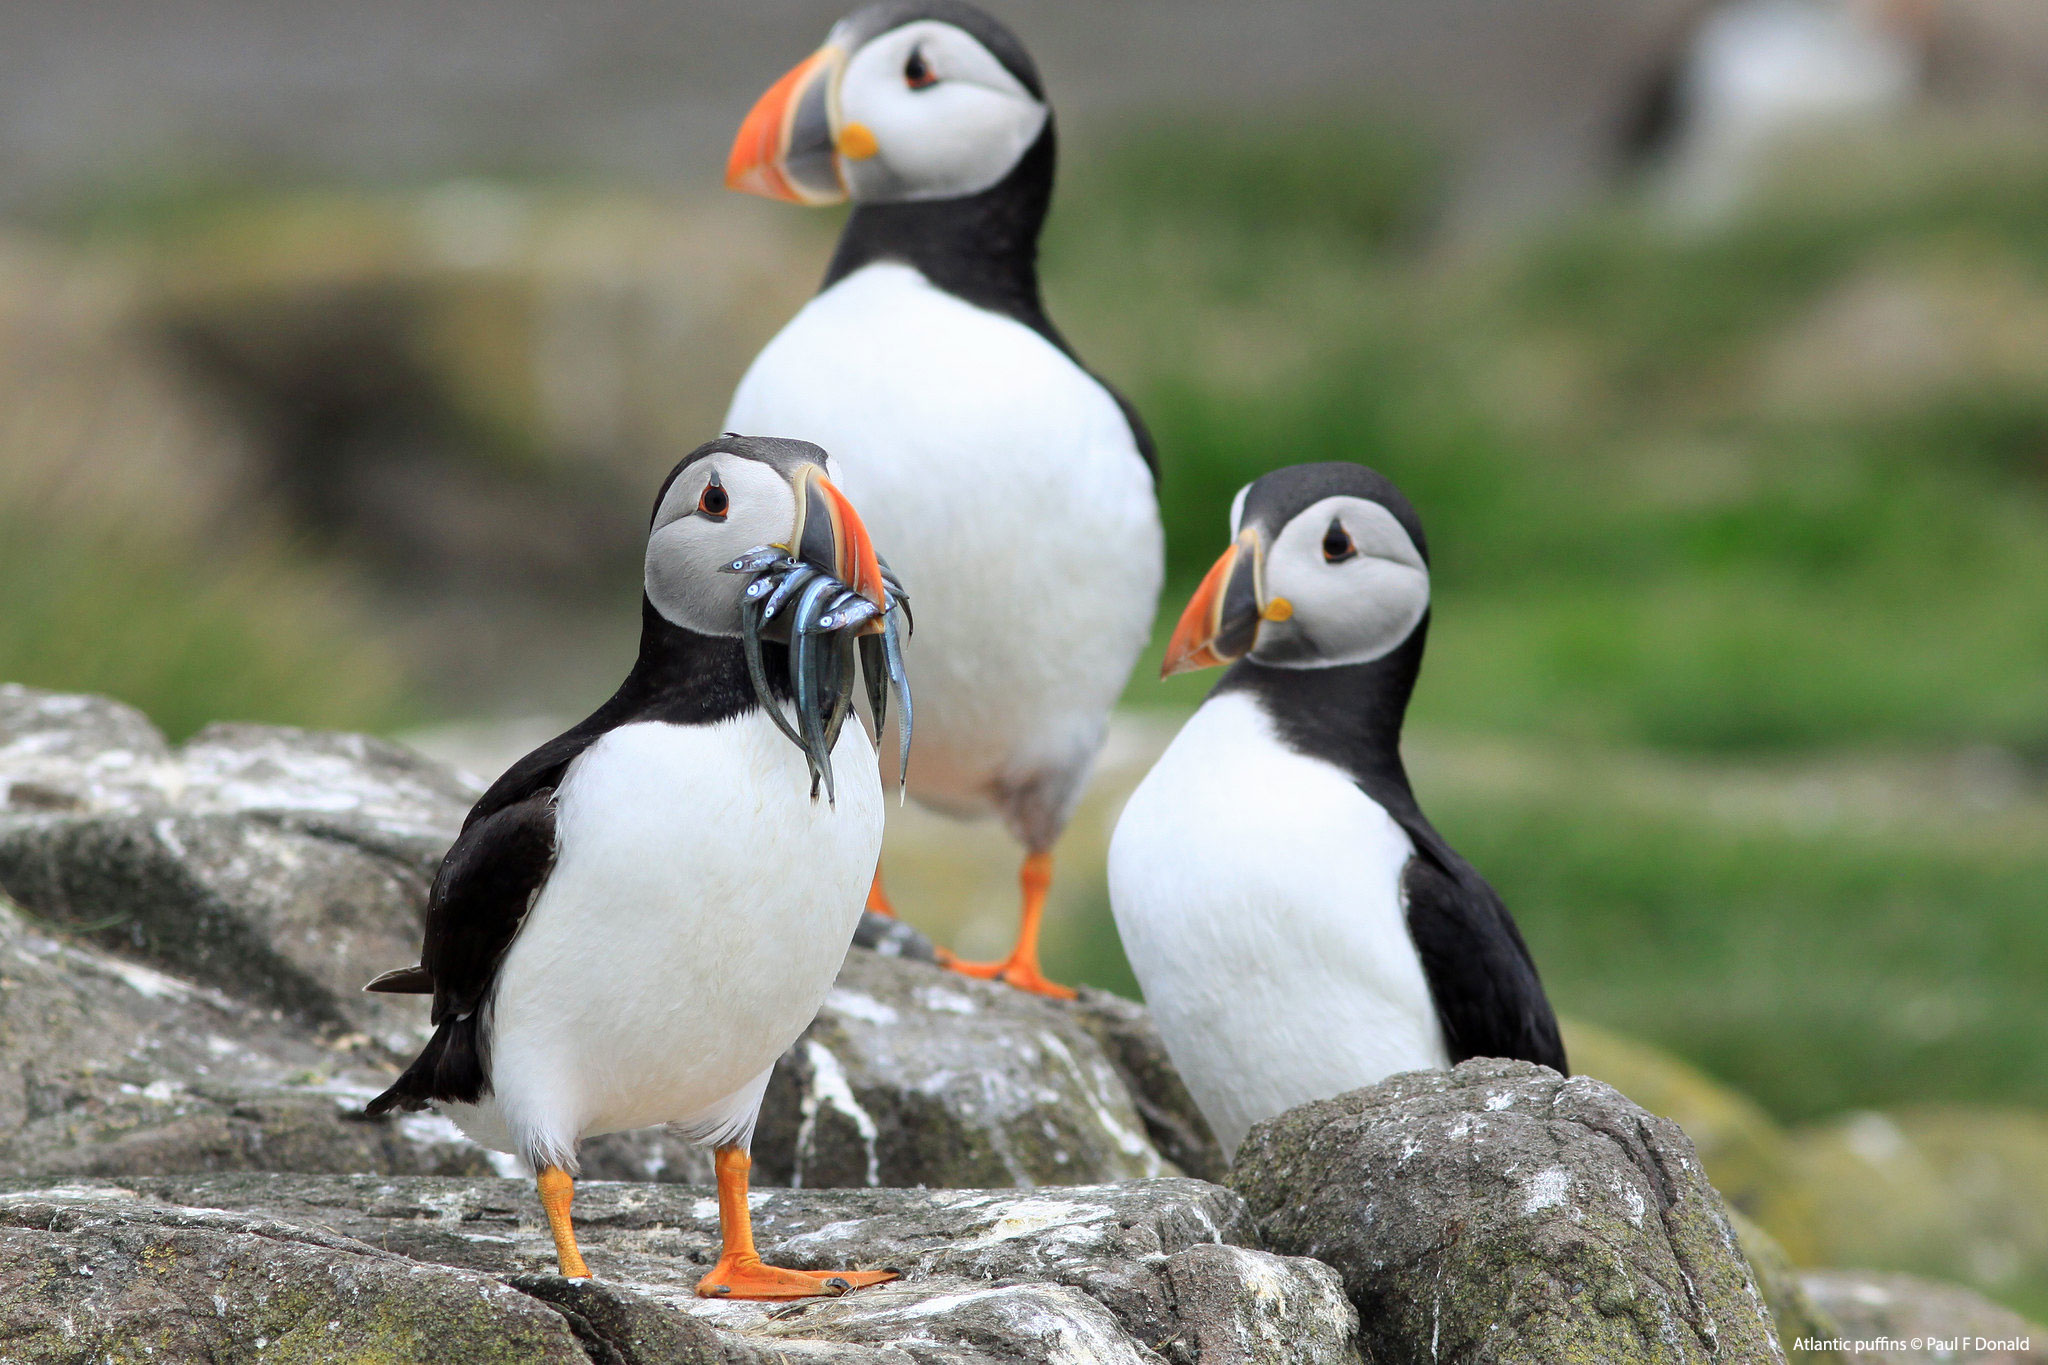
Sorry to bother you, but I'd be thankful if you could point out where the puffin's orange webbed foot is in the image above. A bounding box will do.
[698,1144,897,1301]
[695,1255,897,1300]
[936,851,1075,998]
[937,946,1076,999]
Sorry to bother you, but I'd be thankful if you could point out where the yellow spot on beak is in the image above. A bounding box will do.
[1262,598,1294,622]
[837,123,879,160]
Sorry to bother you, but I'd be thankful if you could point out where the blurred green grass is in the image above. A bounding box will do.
[1038,118,2048,1121]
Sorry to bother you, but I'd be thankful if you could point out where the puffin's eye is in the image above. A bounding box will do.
[698,478,729,520]
[1321,519,1356,563]
[904,46,937,89]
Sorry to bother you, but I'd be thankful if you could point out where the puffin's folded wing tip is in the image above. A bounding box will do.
[364,964,433,994]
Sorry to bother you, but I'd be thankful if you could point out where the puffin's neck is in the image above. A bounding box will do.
[617,598,788,727]
[822,123,1062,348]
[1214,617,1430,808]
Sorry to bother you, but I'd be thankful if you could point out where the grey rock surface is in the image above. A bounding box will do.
[0,889,487,1181]
[1071,987,1229,1184]
[754,949,1172,1190]
[0,1175,1360,1364]
[0,690,466,1037]
[0,1185,591,1363]
[0,686,177,818]
[1231,1058,1786,1365]
[1800,1271,2045,1364]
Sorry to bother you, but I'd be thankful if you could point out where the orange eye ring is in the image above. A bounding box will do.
[698,479,730,519]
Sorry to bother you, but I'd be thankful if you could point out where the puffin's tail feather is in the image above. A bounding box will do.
[364,1015,488,1117]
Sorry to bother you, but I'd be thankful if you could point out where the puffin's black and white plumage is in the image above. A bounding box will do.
[723,0,1163,996]
[1108,463,1565,1156]
[365,435,904,1299]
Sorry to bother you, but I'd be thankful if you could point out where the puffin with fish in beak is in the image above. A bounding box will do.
[365,435,909,1299]
[722,0,1164,998]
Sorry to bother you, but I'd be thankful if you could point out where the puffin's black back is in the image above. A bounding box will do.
[1214,463,1566,1074]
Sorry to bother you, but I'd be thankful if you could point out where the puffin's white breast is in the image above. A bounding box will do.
[1108,691,1448,1156]
[450,710,882,1168]
[726,263,1163,832]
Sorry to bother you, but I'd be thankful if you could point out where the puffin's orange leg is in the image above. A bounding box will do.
[537,1165,591,1279]
[694,1146,897,1300]
[865,866,896,919]
[937,851,1076,999]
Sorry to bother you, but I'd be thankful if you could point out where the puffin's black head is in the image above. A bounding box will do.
[644,435,886,640]
[727,1,1048,208]
[1164,463,1432,676]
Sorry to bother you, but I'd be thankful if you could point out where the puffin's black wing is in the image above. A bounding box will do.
[1401,850,1568,1074]
[364,791,557,1115]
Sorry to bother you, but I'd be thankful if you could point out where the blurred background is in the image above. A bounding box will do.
[3,0,2046,1320]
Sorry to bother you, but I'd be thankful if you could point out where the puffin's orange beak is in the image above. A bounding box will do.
[727,46,850,206]
[795,467,888,623]
[1162,529,1267,677]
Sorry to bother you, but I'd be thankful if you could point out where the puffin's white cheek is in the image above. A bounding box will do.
[855,88,1045,201]
[644,523,740,634]
[1324,561,1430,663]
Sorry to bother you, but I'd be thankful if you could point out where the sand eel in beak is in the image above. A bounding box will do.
[722,0,1163,998]
[1108,463,1566,1158]
[364,435,905,1297]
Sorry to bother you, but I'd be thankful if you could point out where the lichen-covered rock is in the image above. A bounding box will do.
[1230,1058,1785,1364]
[0,1175,1356,1364]
[0,891,486,1180]
[1729,1210,1848,1364]
[753,949,1174,1190]
[1800,1271,2045,1364]
[0,1187,589,1363]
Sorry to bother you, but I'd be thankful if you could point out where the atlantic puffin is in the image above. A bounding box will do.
[723,0,1164,997]
[365,435,907,1298]
[1107,463,1565,1156]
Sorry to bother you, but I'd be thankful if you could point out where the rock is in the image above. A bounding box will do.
[1231,1058,1785,1364]
[1792,1109,2048,1325]
[0,890,486,1181]
[1072,987,1228,1184]
[850,908,938,962]
[0,686,177,818]
[0,692,463,1036]
[0,811,436,1036]
[1800,1271,2045,1364]
[176,720,477,873]
[0,1186,590,1363]
[0,1174,1358,1364]
[1730,1210,1848,1364]
[1565,1017,1819,1262]
[753,950,1174,1190]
